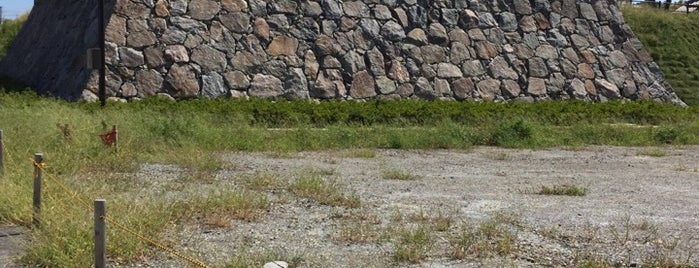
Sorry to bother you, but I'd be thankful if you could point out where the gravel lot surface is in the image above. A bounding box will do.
[2,146,698,267]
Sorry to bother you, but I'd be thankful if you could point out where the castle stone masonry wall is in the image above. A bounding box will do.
[0,0,685,104]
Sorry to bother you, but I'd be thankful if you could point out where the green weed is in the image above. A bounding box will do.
[537,184,587,196]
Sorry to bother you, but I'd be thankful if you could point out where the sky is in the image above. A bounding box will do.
[0,1,32,19]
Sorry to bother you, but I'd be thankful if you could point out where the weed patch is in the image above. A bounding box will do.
[291,176,360,208]
[536,184,587,196]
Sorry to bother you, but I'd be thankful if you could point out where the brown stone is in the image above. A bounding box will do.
[223,71,250,90]
[452,78,475,100]
[249,74,284,98]
[475,41,499,59]
[268,36,299,56]
[253,18,270,41]
[501,79,521,98]
[388,60,410,84]
[188,0,221,20]
[165,45,189,62]
[144,46,165,67]
[135,69,164,96]
[476,79,501,101]
[127,31,157,48]
[527,77,547,96]
[578,63,595,79]
[349,70,377,99]
[106,15,126,45]
[166,64,200,97]
[155,0,170,17]
[222,0,247,12]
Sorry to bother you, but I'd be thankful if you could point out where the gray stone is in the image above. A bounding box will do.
[488,56,519,80]
[223,70,250,90]
[476,79,501,101]
[535,45,558,59]
[360,19,381,39]
[343,1,370,17]
[169,0,188,15]
[462,60,486,76]
[342,51,366,74]
[249,0,267,16]
[442,9,460,26]
[375,76,397,94]
[322,0,344,19]
[528,57,548,78]
[427,23,448,44]
[312,70,343,98]
[220,12,251,33]
[119,47,145,67]
[513,0,533,14]
[366,48,386,76]
[171,17,207,31]
[609,51,629,68]
[458,9,479,29]
[421,45,447,64]
[267,14,290,30]
[191,45,227,72]
[407,6,428,28]
[407,29,428,45]
[135,69,164,96]
[231,51,262,72]
[285,68,309,99]
[350,70,377,98]
[450,42,470,64]
[380,21,406,41]
[373,5,393,20]
[478,13,498,28]
[420,64,437,79]
[498,12,518,32]
[595,78,621,99]
[270,0,298,14]
[434,78,451,96]
[202,72,227,98]
[501,79,521,97]
[249,74,284,98]
[394,8,409,27]
[414,77,437,100]
[301,1,323,16]
[166,64,200,97]
[437,63,463,78]
[579,3,598,21]
[188,0,221,20]
[568,78,588,98]
[165,45,189,63]
[160,28,187,45]
[448,29,470,44]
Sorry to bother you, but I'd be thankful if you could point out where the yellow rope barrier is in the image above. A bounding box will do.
[31,160,211,268]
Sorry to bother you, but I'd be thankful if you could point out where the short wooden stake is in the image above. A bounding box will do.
[94,199,106,268]
[112,125,118,153]
[0,129,5,176]
[33,153,44,228]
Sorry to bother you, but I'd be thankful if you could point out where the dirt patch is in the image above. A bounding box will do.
[3,146,699,267]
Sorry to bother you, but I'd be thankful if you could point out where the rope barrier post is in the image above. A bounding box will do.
[0,129,4,176]
[33,153,44,228]
[94,199,106,268]
[112,125,118,154]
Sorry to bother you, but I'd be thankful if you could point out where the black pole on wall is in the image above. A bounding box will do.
[98,0,106,107]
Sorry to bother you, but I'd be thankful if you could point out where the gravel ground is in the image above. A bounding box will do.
[2,146,698,267]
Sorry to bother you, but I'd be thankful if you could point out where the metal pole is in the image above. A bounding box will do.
[33,153,44,228]
[98,0,106,107]
[112,125,118,153]
[0,130,4,176]
[94,199,106,268]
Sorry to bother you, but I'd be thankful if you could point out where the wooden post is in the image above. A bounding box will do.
[94,199,106,268]
[33,153,44,228]
[0,130,4,176]
[112,125,118,153]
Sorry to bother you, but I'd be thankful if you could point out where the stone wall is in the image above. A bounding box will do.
[0,0,685,104]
